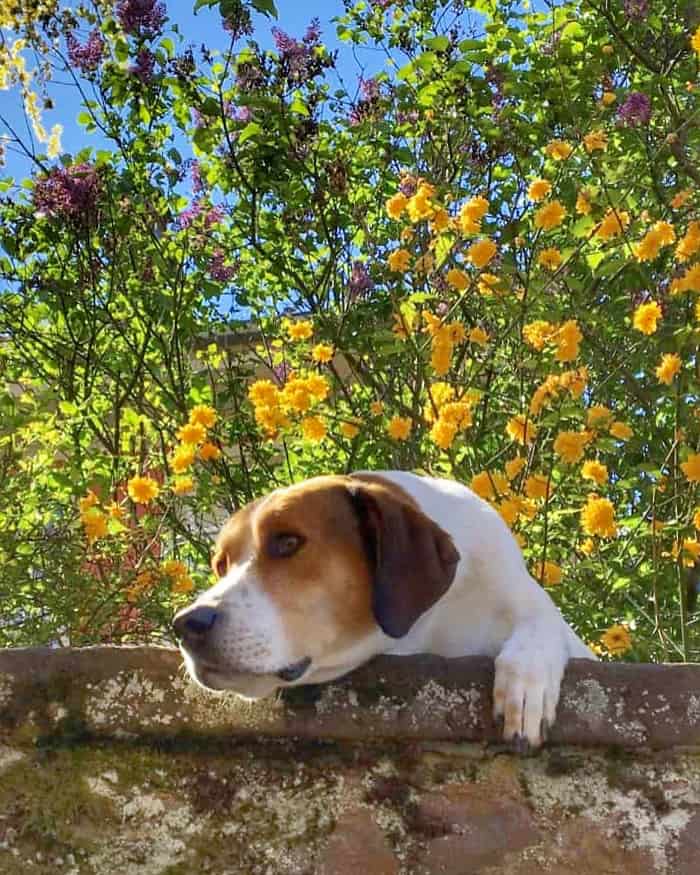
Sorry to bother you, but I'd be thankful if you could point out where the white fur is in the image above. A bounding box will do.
[357,471,595,745]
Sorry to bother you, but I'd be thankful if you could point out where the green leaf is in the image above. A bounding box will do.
[238,121,262,144]
[425,36,449,52]
[250,0,278,18]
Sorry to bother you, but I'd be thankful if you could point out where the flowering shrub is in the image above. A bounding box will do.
[1,0,700,663]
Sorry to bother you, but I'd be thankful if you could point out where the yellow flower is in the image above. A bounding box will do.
[671,189,692,210]
[600,624,632,655]
[675,221,700,262]
[581,495,617,538]
[595,208,630,241]
[340,421,360,439]
[406,184,435,222]
[469,326,489,347]
[466,238,497,269]
[177,422,206,445]
[189,404,217,429]
[537,247,562,270]
[281,379,312,413]
[440,401,473,429]
[458,195,489,234]
[554,319,582,362]
[81,507,108,543]
[424,381,455,421]
[632,301,662,335]
[523,320,557,350]
[446,268,469,290]
[580,538,596,556]
[535,560,562,586]
[430,418,458,450]
[172,574,195,594]
[311,343,334,363]
[305,374,330,400]
[199,441,221,461]
[527,179,552,202]
[691,24,700,54]
[249,379,280,408]
[681,453,700,482]
[388,248,411,272]
[656,353,681,385]
[127,475,160,505]
[633,221,676,262]
[287,319,314,341]
[682,538,700,565]
[506,414,538,445]
[581,460,608,486]
[173,476,194,495]
[301,415,327,442]
[387,416,412,441]
[79,490,99,515]
[498,498,520,527]
[609,420,633,440]
[583,129,607,153]
[477,272,502,296]
[505,456,526,480]
[534,200,567,230]
[430,208,450,233]
[172,446,196,473]
[601,91,616,106]
[524,473,551,501]
[575,190,592,215]
[386,192,408,219]
[554,430,592,464]
[694,508,700,530]
[545,139,573,161]
[587,404,613,428]
[370,400,384,416]
[470,470,508,501]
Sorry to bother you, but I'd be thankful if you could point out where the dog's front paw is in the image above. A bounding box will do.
[493,631,566,750]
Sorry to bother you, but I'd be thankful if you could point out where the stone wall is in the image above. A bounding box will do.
[1,647,699,874]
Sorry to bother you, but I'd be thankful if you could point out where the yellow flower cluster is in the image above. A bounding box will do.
[633,221,675,262]
[506,413,538,445]
[163,559,194,595]
[675,221,700,262]
[595,208,630,241]
[171,404,220,476]
[429,398,475,450]
[527,179,552,202]
[458,195,489,234]
[537,247,562,270]
[470,467,538,530]
[79,490,109,544]
[581,459,608,486]
[681,453,700,482]
[534,560,563,586]
[522,319,581,361]
[583,129,607,153]
[387,416,412,441]
[466,238,497,269]
[545,139,573,161]
[286,319,314,341]
[248,373,330,439]
[423,311,466,375]
[529,367,589,415]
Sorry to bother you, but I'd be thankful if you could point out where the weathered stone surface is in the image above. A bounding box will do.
[1,646,700,749]
[316,809,400,875]
[413,785,540,873]
[2,646,700,874]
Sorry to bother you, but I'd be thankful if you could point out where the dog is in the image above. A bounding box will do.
[173,471,595,748]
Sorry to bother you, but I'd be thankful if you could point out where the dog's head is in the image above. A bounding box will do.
[173,474,459,697]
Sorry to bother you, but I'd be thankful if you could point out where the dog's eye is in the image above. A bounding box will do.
[267,533,305,559]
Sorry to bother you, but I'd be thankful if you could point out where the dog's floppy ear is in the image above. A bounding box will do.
[346,483,460,638]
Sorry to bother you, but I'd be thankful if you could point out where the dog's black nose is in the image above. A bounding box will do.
[173,605,218,644]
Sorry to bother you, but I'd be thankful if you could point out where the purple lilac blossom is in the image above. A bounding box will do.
[66,29,104,73]
[623,0,649,19]
[618,91,651,126]
[348,261,372,299]
[130,49,155,83]
[33,163,101,220]
[208,250,237,282]
[190,161,205,194]
[116,0,166,37]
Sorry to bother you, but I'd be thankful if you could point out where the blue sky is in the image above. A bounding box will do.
[1,0,382,180]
